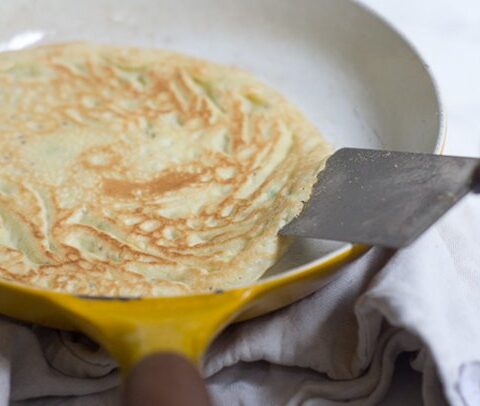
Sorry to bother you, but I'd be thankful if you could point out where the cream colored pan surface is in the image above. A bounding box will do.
[0,0,444,286]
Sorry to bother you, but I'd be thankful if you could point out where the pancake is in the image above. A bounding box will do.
[0,43,331,297]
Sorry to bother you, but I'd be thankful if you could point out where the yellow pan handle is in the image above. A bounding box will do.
[61,288,254,372]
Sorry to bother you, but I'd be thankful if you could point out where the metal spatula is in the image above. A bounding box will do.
[280,148,480,248]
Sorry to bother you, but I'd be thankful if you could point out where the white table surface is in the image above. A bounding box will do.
[359,2,480,404]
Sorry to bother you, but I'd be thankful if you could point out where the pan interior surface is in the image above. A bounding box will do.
[0,0,443,293]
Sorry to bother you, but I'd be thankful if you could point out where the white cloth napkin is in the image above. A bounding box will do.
[2,193,480,406]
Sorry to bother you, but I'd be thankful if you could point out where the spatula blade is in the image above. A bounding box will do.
[280,148,480,248]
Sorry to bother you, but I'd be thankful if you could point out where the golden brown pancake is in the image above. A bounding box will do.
[0,43,330,296]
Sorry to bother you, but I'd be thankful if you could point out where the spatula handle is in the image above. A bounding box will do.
[123,353,212,406]
[473,165,480,194]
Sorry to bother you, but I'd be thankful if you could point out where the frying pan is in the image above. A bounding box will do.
[0,0,444,390]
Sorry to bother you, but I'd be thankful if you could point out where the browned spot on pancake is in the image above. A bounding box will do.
[103,171,200,199]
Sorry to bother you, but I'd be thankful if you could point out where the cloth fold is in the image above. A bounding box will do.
[3,195,480,406]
